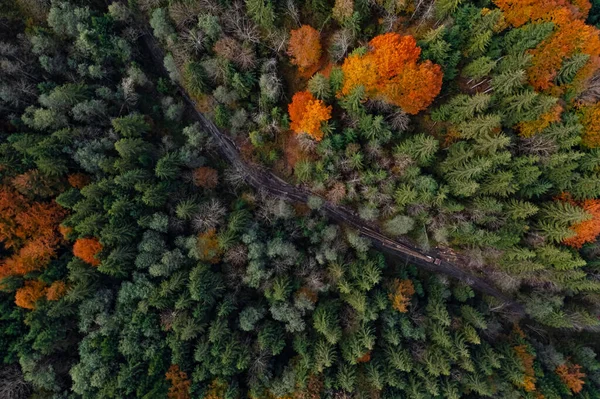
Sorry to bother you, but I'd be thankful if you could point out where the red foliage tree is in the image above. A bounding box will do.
[288,25,322,72]
[165,364,191,399]
[339,33,443,114]
[556,362,586,393]
[15,280,47,310]
[288,91,332,141]
[73,237,103,266]
[192,166,219,189]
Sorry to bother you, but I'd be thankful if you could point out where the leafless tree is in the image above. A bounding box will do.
[223,2,261,44]
[181,29,206,55]
[519,135,558,158]
[0,366,32,399]
[578,72,600,104]
[192,198,227,232]
[388,108,410,132]
[329,29,354,62]
[169,2,202,29]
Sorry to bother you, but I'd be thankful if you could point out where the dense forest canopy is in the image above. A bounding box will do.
[2,0,600,398]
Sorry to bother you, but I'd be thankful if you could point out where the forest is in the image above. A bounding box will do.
[2,0,600,398]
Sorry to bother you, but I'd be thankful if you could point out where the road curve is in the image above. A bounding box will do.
[140,32,527,317]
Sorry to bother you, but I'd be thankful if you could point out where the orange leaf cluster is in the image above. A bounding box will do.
[0,188,66,280]
[12,170,56,197]
[495,0,600,94]
[205,379,229,399]
[579,103,600,148]
[562,199,600,248]
[288,91,332,141]
[68,173,91,189]
[518,104,563,137]
[493,0,590,27]
[389,278,415,313]
[192,166,219,189]
[556,363,586,393]
[339,33,443,114]
[528,11,600,93]
[288,25,322,72]
[356,351,371,363]
[514,345,537,392]
[296,286,318,303]
[15,280,47,310]
[73,237,103,266]
[165,364,191,399]
[197,228,223,263]
[46,280,68,301]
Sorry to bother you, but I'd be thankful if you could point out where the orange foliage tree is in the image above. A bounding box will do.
[556,363,586,393]
[68,173,91,189]
[192,166,219,189]
[288,25,322,72]
[562,198,600,248]
[288,91,332,141]
[197,228,223,263]
[513,344,537,392]
[73,237,103,266]
[46,280,68,301]
[518,104,563,137]
[494,0,600,94]
[11,169,57,197]
[0,188,66,280]
[15,280,47,310]
[579,103,600,148]
[165,364,191,399]
[389,279,415,313]
[493,0,590,27]
[339,33,443,114]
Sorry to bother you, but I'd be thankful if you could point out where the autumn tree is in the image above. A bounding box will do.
[45,280,68,301]
[517,104,563,137]
[197,229,223,263]
[579,103,600,148]
[556,362,586,393]
[339,33,443,114]
[514,344,537,392]
[0,188,66,279]
[165,364,191,399]
[563,199,600,248]
[192,166,219,189]
[288,91,332,141]
[389,279,415,313]
[73,237,103,266]
[494,0,600,94]
[14,280,47,310]
[288,25,322,72]
[67,173,91,189]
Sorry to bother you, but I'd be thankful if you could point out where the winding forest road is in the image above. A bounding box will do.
[141,33,527,317]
